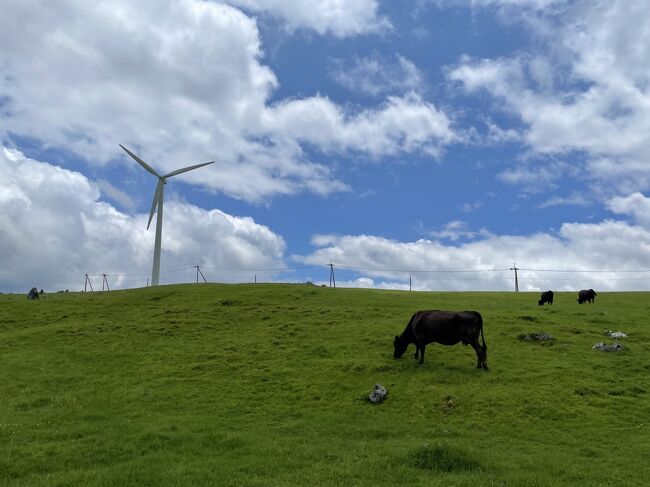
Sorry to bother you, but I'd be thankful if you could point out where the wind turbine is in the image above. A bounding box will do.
[120,144,215,286]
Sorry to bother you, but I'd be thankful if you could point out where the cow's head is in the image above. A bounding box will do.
[393,335,408,358]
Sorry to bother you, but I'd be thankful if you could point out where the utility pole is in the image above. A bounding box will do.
[194,264,207,283]
[409,275,412,291]
[84,274,94,292]
[102,274,110,291]
[329,262,336,288]
[510,263,519,292]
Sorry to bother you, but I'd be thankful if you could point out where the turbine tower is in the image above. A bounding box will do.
[120,144,214,286]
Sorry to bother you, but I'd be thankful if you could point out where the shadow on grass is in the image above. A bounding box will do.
[408,443,481,472]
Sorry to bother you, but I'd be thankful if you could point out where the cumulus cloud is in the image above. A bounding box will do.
[225,0,391,37]
[0,0,450,203]
[449,0,650,194]
[267,93,455,157]
[295,219,650,291]
[0,147,287,292]
[607,192,650,228]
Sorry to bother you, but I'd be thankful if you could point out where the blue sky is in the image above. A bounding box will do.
[2,0,650,292]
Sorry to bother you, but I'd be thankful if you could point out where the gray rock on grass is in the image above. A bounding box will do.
[604,330,627,339]
[518,332,554,342]
[592,342,624,352]
[369,384,388,404]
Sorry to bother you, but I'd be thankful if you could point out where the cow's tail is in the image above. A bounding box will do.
[477,312,487,351]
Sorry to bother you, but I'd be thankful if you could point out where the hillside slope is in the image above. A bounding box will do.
[1,285,649,486]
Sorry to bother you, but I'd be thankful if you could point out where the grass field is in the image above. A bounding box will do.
[1,284,649,486]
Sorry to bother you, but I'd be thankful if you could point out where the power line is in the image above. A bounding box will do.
[332,264,511,273]
[517,268,650,273]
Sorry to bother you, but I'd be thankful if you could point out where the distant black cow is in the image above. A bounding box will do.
[27,287,39,300]
[578,289,597,304]
[538,290,554,306]
[393,310,488,369]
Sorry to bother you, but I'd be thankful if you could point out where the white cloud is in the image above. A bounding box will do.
[225,0,391,37]
[0,147,287,292]
[429,220,491,241]
[331,55,424,97]
[607,192,650,228]
[461,200,484,213]
[496,160,564,190]
[295,218,650,291]
[95,179,137,210]
[0,0,450,203]
[449,0,650,194]
[538,192,590,208]
[267,93,455,157]
[466,0,564,8]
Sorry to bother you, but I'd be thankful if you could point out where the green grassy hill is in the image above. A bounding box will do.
[1,284,649,486]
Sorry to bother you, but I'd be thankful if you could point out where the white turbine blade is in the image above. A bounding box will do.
[163,161,215,178]
[147,179,164,230]
[119,144,160,177]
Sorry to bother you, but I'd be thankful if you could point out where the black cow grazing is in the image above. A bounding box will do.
[393,310,488,369]
[578,289,597,304]
[27,287,39,300]
[538,290,554,306]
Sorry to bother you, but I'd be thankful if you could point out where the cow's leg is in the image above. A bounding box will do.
[470,341,485,369]
[414,345,420,360]
[418,344,426,365]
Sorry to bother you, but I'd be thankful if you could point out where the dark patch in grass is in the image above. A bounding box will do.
[312,345,329,358]
[565,327,584,334]
[608,390,626,397]
[82,414,106,422]
[518,315,537,322]
[441,395,455,414]
[200,435,246,450]
[408,443,481,472]
[363,429,393,439]
[608,387,646,397]
[136,431,182,452]
[575,387,598,396]
[580,447,600,458]
[15,397,53,411]
[219,299,237,306]
[149,293,175,301]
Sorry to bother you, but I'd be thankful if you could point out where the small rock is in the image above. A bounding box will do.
[441,396,455,414]
[518,332,554,341]
[605,330,627,339]
[592,342,624,352]
[368,384,388,404]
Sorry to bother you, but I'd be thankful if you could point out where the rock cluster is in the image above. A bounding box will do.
[592,342,624,352]
[518,332,554,342]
